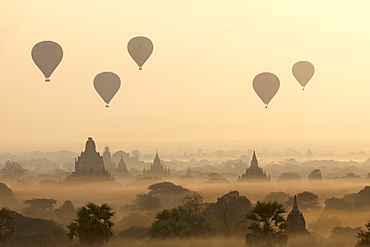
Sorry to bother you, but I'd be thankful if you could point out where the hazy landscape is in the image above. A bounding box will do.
[0,139,369,246]
[2,1,370,246]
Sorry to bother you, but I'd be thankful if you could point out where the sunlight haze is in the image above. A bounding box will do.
[1,0,370,146]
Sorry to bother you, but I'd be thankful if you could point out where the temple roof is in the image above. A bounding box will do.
[85,137,96,153]
[153,150,161,168]
[287,195,307,232]
[250,150,259,168]
[118,156,127,170]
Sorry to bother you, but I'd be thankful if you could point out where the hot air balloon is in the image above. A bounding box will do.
[93,72,121,108]
[127,36,153,70]
[253,72,280,108]
[31,41,63,82]
[292,61,314,90]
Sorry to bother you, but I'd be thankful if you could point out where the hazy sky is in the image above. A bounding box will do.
[2,0,370,146]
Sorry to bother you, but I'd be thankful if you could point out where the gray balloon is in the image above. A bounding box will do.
[292,61,314,89]
[93,72,121,108]
[253,72,280,108]
[31,41,63,82]
[127,36,153,70]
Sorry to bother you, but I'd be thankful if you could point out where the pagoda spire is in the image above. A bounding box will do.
[293,195,299,211]
[250,150,259,168]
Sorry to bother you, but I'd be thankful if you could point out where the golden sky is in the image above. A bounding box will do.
[1,0,370,146]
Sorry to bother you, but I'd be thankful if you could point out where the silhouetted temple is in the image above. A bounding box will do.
[287,195,307,232]
[115,155,131,178]
[68,137,113,181]
[306,149,314,159]
[286,195,318,247]
[142,151,171,177]
[180,166,194,181]
[239,151,270,180]
[103,146,116,170]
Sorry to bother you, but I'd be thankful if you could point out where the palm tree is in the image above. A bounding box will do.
[245,201,288,247]
[0,208,14,247]
[67,202,114,247]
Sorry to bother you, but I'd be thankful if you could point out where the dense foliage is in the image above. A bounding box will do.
[67,202,114,247]
[246,201,288,247]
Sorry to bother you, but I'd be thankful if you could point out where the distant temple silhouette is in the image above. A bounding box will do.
[239,151,270,180]
[102,146,116,170]
[115,155,131,178]
[179,166,194,182]
[142,150,171,177]
[67,137,113,181]
[286,195,318,247]
[306,148,314,159]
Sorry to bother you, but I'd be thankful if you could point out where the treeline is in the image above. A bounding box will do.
[0,181,370,246]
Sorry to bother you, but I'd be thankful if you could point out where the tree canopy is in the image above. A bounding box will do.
[246,201,288,247]
[263,192,291,204]
[67,202,114,247]
[204,190,252,236]
[181,192,204,214]
[308,169,322,180]
[1,162,26,180]
[150,206,211,238]
[355,219,370,247]
[285,191,321,210]
[0,208,14,247]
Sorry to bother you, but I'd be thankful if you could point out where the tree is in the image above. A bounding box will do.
[22,198,57,218]
[308,169,322,180]
[54,200,76,225]
[285,191,321,210]
[0,208,14,247]
[245,201,288,247]
[355,219,370,247]
[279,172,302,181]
[0,184,14,198]
[327,226,362,247]
[147,182,190,207]
[149,206,211,238]
[263,192,290,204]
[204,190,252,236]
[148,182,189,197]
[67,202,114,247]
[354,186,370,208]
[181,192,204,214]
[324,197,352,211]
[342,172,361,180]
[0,161,26,180]
[133,193,162,210]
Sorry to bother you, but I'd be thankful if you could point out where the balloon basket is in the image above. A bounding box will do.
[265,105,268,109]
[139,67,142,70]
[302,88,305,91]
[45,79,50,83]
[106,105,109,108]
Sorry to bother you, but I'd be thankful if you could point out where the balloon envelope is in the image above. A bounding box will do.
[127,36,153,70]
[292,61,314,88]
[93,72,121,106]
[253,72,280,106]
[31,41,63,81]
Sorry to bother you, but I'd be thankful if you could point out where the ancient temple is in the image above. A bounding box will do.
[115,156,131,178]
[239,151,270,180]
[142,150,171,178]
[68,137,113,181]
[306,149,314,159]
[102,146,116,170]
[180,166,194,181]
[286,195,318,247]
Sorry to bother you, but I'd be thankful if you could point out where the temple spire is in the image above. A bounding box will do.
[293,195,299,211]
[250,150,259,168]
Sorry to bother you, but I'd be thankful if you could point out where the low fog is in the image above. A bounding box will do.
[0,141,369,246]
